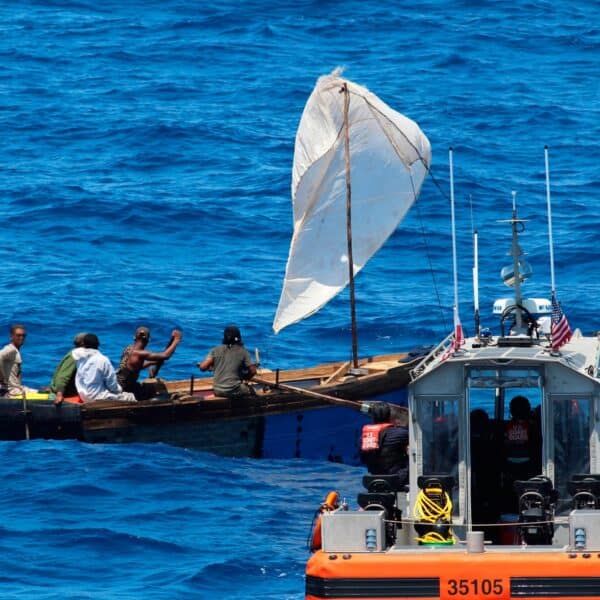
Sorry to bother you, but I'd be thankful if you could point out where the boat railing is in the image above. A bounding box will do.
[409,333,454,380]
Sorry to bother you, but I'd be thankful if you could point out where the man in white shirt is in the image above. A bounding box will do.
[72,333,136,403]
[0,324,37,397]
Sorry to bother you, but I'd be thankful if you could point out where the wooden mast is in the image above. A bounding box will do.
[342,83,359,368]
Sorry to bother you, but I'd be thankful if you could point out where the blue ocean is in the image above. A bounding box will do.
[0,1,598,597]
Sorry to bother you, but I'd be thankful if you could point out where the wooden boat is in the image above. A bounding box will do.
[0,350,419,460]
[0,70,432,460]
[305,146,600,598]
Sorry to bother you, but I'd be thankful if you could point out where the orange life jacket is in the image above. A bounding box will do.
[361,423,392,452]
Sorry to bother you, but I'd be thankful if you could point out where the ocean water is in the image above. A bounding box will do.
[0,0,598,597]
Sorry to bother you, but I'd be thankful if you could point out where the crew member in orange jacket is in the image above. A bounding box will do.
[360,401,408,482]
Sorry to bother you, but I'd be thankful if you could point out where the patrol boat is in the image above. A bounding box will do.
[306,167,600,599]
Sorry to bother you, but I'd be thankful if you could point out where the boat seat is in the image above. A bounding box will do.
[417,474,455,493]
[567,474,600,509]
[363,474,408,494]
[514,476,556,502]
[357,492,396,512]
[514,476,557,545]
[357,490,401,547]
[358,477,406,546]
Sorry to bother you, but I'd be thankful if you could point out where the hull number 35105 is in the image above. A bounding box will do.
[445,578,505,597]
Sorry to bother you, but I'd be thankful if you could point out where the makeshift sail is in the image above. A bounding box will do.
[273,71,431,333]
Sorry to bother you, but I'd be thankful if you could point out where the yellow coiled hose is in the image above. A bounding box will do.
[413,486,455,544]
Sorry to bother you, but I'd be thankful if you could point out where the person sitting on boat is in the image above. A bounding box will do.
[0,324,38,398]
[116,326,182,400]
[198,325,257,398]
[49,332,87,406]
[72,333,137,403]
[502,395,542,508]
[360,401,409,483]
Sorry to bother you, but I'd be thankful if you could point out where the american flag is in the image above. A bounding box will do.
[441,305,463,361]
[452,305,463,351]
[551,292,572,351]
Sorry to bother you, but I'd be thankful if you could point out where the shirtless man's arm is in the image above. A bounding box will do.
[128,329,182,376]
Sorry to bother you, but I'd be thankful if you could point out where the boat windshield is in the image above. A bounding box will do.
[468,367,541,391]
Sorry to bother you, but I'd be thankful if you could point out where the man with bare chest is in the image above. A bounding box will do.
[116,326,182,400]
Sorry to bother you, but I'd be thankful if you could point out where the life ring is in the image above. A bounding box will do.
[309,491,339,552]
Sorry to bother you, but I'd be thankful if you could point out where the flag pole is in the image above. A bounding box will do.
[449,148,459,313]
[342,82,359,368]
[545,145,572,352]
[448,148,464,351]
[545,145,556,295]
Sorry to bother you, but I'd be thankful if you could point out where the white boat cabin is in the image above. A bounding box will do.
[407,328,600,543]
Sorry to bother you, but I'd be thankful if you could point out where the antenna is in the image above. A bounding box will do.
[511,191,523,330]
[473,229,480,337]
[469,193,480,338]
[545,146,556,295]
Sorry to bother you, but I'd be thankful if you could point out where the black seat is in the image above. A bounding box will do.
[357,492,396,511]
[567,474,600,510]
[363,474,408,494]
[514,476,557,545]
[358,474,407,546]
[514,475,555,499]
[417,474,455,493]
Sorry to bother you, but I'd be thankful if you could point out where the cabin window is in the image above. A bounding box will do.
[468,368,541,390]
[552,395,591,514]
[420,397,459,486]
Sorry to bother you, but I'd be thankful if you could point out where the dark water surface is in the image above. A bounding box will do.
[0,1,598,597]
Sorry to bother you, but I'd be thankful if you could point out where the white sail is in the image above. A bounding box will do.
[273,71,431,334]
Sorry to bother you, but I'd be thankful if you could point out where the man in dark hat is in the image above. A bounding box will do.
[116,326,182,400]
[198,325,257,398]
[49,332,87,405]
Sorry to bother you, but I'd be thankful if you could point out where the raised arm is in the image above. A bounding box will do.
[144,329,182,363]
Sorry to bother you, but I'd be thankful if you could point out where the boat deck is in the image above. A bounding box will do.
[159,351,412,394]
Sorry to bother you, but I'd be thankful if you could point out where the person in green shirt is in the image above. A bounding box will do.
[49,332,86,405]
[198,325,257,398]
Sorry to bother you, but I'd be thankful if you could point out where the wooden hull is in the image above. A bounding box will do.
[0,351,416,461]
[306,549,600,599]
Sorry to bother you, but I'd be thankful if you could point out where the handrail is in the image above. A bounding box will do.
[409,333,454,381]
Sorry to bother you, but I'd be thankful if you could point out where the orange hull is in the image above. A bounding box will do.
[306,549,600,599]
